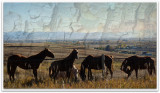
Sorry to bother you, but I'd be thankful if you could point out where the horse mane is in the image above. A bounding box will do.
[66,51,74,59]
[63,49,77,61]
[110,55,114,59]
[28,49,47,58]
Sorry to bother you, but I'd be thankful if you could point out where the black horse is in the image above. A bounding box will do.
[7,48,54,81]
[49,49,78,82]
[120,56,156,79]
[80,54,113,81]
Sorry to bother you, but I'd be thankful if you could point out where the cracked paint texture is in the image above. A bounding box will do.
[3,3,157,41]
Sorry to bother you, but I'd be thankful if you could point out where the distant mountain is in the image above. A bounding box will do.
[4,31,156,42]
[3,31,104,41]
[4,31,86,41]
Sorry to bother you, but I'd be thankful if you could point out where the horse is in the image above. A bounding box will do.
[50,65,79,82]
[7,48,55,81]
[49,49,78,82]
[80,54,113,81]
[120,56,156,79]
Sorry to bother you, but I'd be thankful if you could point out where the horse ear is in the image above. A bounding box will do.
[44,48,48,50]
[110,56,113,58]
[48,45,50,48]
[124,58,128,64]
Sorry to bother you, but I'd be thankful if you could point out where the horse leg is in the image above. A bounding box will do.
[108,67,113,79]
[135,69,138,79]
[88,68,90,80]
[88,69,93,80]
[51,68,55,79]
[67,70,71,83]
[11,65,17,81]
[9,67,12,81]
[105,67,109,77]
[53,67,59,83]
[147,66,151,75]
[149,68,152,75]
[90,70,93,80]
[33,69,38,81]
[9,74,12,81]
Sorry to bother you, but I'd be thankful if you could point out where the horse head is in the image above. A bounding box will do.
[72,49,79,59]
[121,58,130,74]
[43,48,55,58]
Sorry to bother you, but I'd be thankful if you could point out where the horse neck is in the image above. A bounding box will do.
[80,63,86,74]
[65,52,76,63]
[36,51,46,60]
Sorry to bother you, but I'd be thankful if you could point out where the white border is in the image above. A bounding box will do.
[1,1,3,93]
[1,0,159,92]
[1,0,159,3]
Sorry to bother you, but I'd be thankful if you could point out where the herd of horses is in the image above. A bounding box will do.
[7,48,156,82]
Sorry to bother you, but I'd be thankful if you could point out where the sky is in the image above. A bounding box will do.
[3,3,157,40]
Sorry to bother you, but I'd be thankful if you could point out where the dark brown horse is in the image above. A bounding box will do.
[80,54,113,81]
[7,48,54,81]
[120,56,156,79]
[49,49,78,82]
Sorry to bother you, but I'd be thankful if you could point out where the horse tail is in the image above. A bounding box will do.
[7,57,11,75]
[151,58,156,75]
[110,56,114,71]
[111,62,114,71]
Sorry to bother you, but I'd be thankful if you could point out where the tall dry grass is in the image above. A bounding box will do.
[3,62,157,89]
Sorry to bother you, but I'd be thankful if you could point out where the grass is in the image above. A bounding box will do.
[3,62,157,89]
[4,75,156,89]
[3,43,157,89]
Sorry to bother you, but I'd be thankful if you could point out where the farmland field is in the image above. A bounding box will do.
[3,42,157,89]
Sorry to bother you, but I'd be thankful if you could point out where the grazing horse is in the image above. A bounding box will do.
[49,49,78,82]
[120,56,156,79]
[49,65,79,82]
[80,54,113,81]
[7,48,54,81]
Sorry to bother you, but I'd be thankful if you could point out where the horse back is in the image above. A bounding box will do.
[51,60,72,71]
[127,56,151,69]
[83,55,103,69]
[8,54,26,63]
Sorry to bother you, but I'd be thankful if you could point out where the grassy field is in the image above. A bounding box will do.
[3,42,157,89]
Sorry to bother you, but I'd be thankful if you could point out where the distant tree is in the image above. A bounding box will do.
[105,45,114,51]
